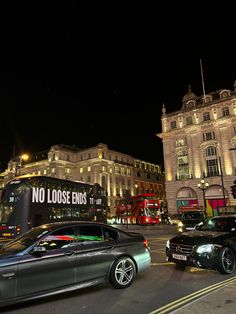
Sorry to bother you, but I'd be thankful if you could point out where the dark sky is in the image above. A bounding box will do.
[0,2,235,170]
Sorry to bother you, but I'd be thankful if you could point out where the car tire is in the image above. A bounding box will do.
[217,247,235,274]
[110,256,136,289]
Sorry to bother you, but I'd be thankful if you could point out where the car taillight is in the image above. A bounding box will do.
[16,225,21,234]
[143,239,149,249]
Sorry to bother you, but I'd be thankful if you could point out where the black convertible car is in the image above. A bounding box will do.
[166,215,236,274]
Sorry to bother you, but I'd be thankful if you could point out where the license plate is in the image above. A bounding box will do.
[172,253,187,261]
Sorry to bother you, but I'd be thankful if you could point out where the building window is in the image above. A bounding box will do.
[203,131,215,141]
[205,146,219,177]
[176,138,185,146]
[206,146,217,156]
[177,151,189,179]
[65,168,71,174]
[222,106,229,117]
[87,166,91,172]
[80,168,83,173]
[206,159,219,177]
[203,111,210,121]
[186,116,193,125]
[115,166,120,174]
[171,121,177,129]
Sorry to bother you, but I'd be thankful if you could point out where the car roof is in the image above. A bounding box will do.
[37,221,111,230]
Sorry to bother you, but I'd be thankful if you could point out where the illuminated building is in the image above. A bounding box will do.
[0,143,164,216]
[157,81,236,216]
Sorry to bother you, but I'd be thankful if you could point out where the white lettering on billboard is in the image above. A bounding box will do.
[32,187,99,205]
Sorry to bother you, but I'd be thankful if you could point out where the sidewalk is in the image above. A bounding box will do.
[174,279,236,314]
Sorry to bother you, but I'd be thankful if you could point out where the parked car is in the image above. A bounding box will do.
[166,215,236,274]
[0,221,151,307]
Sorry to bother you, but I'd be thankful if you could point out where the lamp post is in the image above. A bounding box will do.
[218,156,226,206]
[197,179,209,215]
[15,154,29,176]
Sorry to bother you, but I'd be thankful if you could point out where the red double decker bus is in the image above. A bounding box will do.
[116,193,161,225]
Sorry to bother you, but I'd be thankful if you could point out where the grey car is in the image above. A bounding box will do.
[0,221,151,307]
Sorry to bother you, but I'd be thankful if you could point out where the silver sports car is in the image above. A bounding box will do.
[0,221,151,307]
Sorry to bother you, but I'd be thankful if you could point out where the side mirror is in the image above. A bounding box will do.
[195,222,203,230]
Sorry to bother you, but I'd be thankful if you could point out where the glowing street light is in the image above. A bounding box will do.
[197,179,209,214]
[15,153,30,176]
[21,154,29,162]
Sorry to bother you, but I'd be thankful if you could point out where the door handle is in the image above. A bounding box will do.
[64,250,75,256]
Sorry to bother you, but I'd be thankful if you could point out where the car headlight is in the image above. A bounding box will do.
[166,240,170,249]
[178,221,184,228]
[196,244,214,254]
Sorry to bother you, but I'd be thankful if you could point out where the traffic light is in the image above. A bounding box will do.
[230,181,236,198]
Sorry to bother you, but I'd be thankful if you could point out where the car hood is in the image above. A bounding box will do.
[182,219,203,225]
[170,230,229,245]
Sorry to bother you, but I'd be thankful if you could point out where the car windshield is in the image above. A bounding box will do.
[198,217,236,232]
[0,226,50,254]
[183,212,204,220]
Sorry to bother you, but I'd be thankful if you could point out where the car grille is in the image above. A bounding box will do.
[169,243,194,255]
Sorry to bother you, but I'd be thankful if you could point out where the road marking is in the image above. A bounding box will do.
[151,262,173,266]
[148,276,236,314]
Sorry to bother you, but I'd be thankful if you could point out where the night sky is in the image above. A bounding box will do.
[0,2,235,170]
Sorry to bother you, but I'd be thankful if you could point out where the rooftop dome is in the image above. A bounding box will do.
[182,85,197,102]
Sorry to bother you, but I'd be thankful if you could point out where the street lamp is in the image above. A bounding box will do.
[197,179,209,215]
[15,154,29,176]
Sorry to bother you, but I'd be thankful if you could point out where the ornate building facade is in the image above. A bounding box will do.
[157,81,236,216]
[0,143,165,216]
